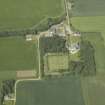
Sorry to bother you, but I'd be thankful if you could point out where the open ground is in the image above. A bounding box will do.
[0,36,39,91]
[16,76,84,105]
[0,0,64,31]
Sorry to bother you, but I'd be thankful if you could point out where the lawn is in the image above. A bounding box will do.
[16,76,84,105]
[68,35,81,44]
[0,36,39,80]
[44,53,69,73]
[72,0,105,16]
[70,51,80,61]
[0,0,64,31]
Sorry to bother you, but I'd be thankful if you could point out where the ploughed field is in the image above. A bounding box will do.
[0,0,64,31]
[16,76,84,105]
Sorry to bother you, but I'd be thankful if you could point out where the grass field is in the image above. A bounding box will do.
[44,53,69,73]
[16,76,84,105]
[71,16,105,40]
[0,36,39,80]
[72,0,105,16]
[0,0,64,31]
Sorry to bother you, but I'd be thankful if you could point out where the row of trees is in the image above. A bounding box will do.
[0,14,66,37]
[0,80,15,105]
[40,35,68,55]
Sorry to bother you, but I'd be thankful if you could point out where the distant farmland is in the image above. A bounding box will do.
[81,75,105,105]
[72,0,105,16]
[0,0,64,31]
[16,76,84,105]
[0,36,39,80]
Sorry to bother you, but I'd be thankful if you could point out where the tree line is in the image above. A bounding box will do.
[0,14,66,37]
[0,80,15,105]
[40,35,68,55]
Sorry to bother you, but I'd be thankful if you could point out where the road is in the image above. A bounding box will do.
[64,0,72,34]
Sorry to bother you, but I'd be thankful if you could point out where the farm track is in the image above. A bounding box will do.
[64,0,72,33]
[14,78,41,103]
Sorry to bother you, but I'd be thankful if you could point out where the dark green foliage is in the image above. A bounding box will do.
[80,41,96,75]
[40,35,68,55]
[70,41,96,76]
[0,80,15,105]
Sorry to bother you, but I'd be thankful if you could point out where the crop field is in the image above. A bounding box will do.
[0,0,64,31]
[0,36,39,80]
[16,76,84,105]
[44,53,69,73]
[72,0,105,16]
[71,16,105,40]
[81,75,105,105]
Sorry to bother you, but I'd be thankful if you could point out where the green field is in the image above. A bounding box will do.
[0,0,64,31]
[16,76,84,105]
[81,75,105,105]
[71,16,105,40]
[0,36,39,80]
[69,35,81,44]
[72,0,105,16]
[44,53,69,73]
